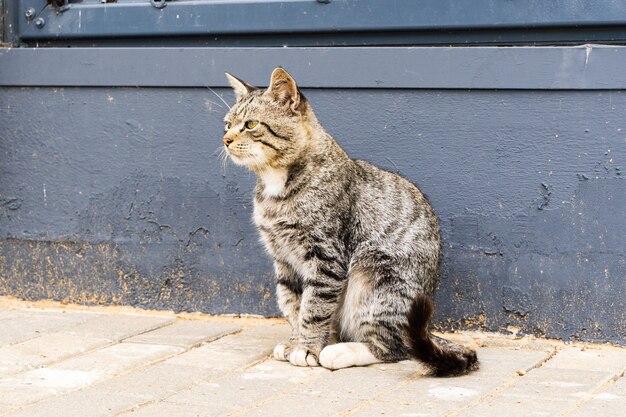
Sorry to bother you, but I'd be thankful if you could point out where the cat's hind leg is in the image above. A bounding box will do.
[319,265,409,370]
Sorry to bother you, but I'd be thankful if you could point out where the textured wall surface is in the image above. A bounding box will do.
[0,87,624,343]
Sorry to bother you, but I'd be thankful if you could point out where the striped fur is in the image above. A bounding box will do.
[223,68,478,376]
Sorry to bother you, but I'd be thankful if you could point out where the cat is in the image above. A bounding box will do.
[222,67,478,376]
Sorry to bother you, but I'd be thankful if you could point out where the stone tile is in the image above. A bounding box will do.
[0,310,95,347]
[4,388,146,417]
[1,368,103,391]
[117,401,216,417]
[0,343,182,413]
[294,365,414,400]
[355,347,550,417]
[236,363,415,417]
[0,383,60,414]
[166,359,325,415]
[567,376,626,417]
[349,399,474,417]
[53,342,183,376]
[365,376,489,416]
[58,314,176,342]
[237,322,291,342]
[237,392,363,417]
[472,333,559,351]
[542,346,626,372]
[0,333,110,376]
[165,324,288,372]
[454,360,619,417]
[95,362,219,400]
[370,359,425,373]
[470,347,553,374]
[3,363,215,417]
[502,368,615,399]
[455,394,573,417]
[124,320,241,348]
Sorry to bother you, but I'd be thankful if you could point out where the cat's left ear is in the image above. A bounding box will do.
[225,72,256,100]
[267,67,301,112]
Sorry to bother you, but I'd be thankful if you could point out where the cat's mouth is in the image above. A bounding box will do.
[226,146,265,169]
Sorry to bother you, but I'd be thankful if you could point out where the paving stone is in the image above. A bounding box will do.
[0,343,182,412]
[52,342,183,375]
[353,347,551,417]
[237,391,363,417]
[0,310,95,347]
[470,347,553,374]
[0,383,60,415]
[93,362,219,401]
[6,324,287,417]
[566,376,626,417]
[238,322,291,342]
[472,333,559,351]
[1,305,625,417]
[165,359,326,415]
[542,346,626,372]
[454,394,573,417]
[124,320,241,348]
[502,368,615,399]
[57,314,176,342]
[453,358,619,416]
[3,363,215,417]
[295,365,415,400]
[0,368,108,412]
[0,333,110,376]
[236,363,416,417]
[165,323,289,372]
[117,401,217,417]
[349,399,481,417]
[3,388,146,417]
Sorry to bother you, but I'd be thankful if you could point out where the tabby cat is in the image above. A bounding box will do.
[222,68,478,376]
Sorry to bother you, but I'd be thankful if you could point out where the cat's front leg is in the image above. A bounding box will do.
[272,261,302,362]
[290,269,343,367]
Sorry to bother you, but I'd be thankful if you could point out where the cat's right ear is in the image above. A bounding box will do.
[267,67,300,113]
[225,72,256,100]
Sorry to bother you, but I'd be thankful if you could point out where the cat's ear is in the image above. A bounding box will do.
[225,72,256,99]
[267,67,300,112]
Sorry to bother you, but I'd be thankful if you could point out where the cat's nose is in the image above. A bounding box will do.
[223,135,234,147]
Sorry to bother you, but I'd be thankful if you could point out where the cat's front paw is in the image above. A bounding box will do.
[273,343,292,361]
[288,345,319,367]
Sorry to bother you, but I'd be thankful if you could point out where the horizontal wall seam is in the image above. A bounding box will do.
[1,45,626,89]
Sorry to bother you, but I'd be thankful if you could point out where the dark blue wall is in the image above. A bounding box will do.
[1,84,624,343]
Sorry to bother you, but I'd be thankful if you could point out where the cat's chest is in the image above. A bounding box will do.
[253,199,311,259]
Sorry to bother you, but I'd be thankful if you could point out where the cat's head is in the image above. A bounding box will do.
[222,68,311,172]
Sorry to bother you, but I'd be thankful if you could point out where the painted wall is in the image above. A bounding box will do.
[1,85,624,343]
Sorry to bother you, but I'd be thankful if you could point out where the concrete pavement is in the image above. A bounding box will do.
[0,297,624,417]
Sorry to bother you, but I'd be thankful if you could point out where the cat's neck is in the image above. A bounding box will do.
[256,121,348,200]
[258,167,289,198]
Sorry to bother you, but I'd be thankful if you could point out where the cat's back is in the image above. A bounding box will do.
[350,159,440,251]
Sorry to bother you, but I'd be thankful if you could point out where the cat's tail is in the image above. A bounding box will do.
[405,294,479,376]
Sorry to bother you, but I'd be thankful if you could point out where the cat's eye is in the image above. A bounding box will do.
[244,120,259,130]
[224,122,231,131]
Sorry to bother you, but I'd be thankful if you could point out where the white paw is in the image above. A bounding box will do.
[288,346,319,367]
[319,343,380,370]
[273,344,289,361]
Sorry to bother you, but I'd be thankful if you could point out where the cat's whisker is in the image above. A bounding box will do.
[204,98,224,109]
[207,87,231,110]
[216,147,229,175]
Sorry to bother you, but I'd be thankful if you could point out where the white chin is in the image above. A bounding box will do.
[229,154,256,168]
